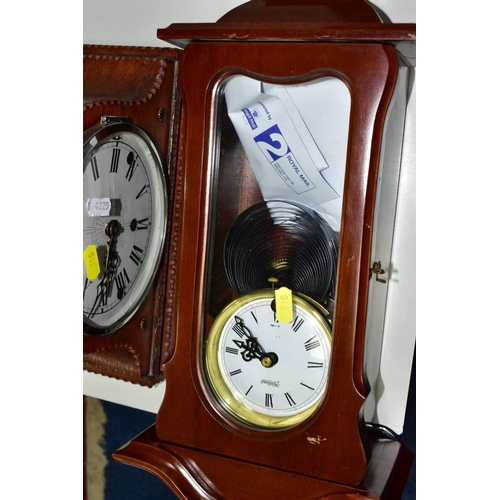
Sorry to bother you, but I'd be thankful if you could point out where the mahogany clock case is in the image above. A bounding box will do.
[83,45,181,387]
[145,38,408,487]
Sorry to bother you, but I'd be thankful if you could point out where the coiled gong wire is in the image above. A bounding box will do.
[224,200,339,304]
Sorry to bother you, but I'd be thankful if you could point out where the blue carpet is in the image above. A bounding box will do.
[100,400,176,499]
[399,349,416,500]
[95,358,415,500]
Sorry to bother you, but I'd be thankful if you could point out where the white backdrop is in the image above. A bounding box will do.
[83,0,416,47]
[82,0,416,434]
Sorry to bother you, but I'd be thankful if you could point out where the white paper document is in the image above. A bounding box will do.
[224,75,351,231]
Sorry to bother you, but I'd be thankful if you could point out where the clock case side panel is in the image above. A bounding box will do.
[83,45,182,387]
[156,41,400,486]
[361,60,412,427]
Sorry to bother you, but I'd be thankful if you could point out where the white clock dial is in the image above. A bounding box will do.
[83,122,167,333]
[205,290,332,429]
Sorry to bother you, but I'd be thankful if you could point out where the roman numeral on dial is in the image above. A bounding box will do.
[115,268,130,299]
[304,336,321,351]
[300,382,315,391]
[88,281,107,318]
[232,318,245,338]
[129,245,144,266]
[284,392,296,406]
[292,316,304,332]
[110,148,120,173]
[136,217,149,231]
[90,157,99,181]
[136,185,148,199]
[125,153,137,181]
[265,393,273,408]
[307,361,324,369]
[83,277,92,300]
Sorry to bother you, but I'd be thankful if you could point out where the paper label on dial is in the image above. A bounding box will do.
[275,286,293,323]
[83,244,101,281]
[85,198,111,217]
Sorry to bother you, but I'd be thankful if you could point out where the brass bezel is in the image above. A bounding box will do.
[204,289,332,430]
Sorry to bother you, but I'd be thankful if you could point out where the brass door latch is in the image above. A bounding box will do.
[370,261,387,283]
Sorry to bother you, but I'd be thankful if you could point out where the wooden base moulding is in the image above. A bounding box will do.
[113,424,413,500]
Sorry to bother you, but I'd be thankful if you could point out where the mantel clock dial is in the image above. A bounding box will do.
[83,119,167,334]
[205,289,332,429]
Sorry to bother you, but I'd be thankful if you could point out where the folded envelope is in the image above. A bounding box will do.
[225,75,351,231]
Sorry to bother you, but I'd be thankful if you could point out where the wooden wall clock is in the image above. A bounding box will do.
[103,0,416,497]
[83,45,181,386]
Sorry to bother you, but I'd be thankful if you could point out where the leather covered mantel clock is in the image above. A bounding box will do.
[83,45,181,386]
[84,0,415,497]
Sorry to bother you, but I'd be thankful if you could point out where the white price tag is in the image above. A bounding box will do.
[85,198,111,217]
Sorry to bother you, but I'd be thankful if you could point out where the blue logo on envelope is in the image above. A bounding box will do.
[253,124,291,162]
[242,108,258,130]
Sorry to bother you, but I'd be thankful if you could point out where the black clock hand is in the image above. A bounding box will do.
[88,280,107,318]
[87,244,113,318]
[233,316,278,367]
[87,220,123,318]
[233,316,264,358]
[104,220,122,297]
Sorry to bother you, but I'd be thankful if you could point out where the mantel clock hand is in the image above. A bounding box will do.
[104,220,122,297]
[233,316,278,367]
